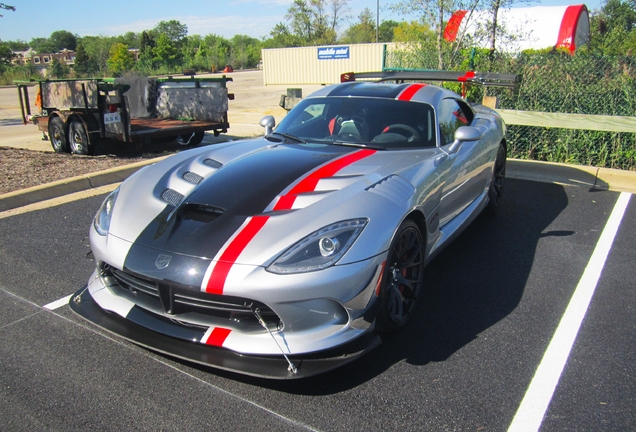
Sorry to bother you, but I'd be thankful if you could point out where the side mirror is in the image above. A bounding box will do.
[454,126,482,142]
[260,115,276,135]
[448,126,482,153]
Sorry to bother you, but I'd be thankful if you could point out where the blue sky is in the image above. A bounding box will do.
[1,0,605,43]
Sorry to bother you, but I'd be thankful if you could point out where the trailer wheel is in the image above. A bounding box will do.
[48,117,68,153]
[177,131,205,147]
[69,120,91,155]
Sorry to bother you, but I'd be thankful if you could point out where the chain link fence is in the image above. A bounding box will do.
[385,47,636,170]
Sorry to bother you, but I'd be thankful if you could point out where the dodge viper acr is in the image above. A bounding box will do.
[71,72,509,379]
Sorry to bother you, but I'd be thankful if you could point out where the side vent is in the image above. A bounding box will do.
[203,158,223,169]
[366,175,415,204]
[161,188,185,206]
[183,171,204,185]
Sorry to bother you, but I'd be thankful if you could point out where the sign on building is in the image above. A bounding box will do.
[318,46,350,60]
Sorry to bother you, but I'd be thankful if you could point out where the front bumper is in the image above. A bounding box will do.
[69,286,381,379]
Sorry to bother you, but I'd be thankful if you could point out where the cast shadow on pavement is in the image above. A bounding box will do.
[215,178,574,392]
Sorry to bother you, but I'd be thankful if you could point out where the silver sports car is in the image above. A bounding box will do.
[71,71,513,379]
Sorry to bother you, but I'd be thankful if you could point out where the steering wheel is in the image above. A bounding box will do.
[382,124,421,142]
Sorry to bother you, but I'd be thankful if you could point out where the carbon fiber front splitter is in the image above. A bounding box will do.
[69,286,382,380]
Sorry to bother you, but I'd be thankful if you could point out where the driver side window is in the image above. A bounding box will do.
[437,99,472,145]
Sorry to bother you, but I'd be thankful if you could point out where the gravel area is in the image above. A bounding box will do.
[0,146,157,195]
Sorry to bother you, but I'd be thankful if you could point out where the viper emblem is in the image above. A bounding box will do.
[155,254,172,269]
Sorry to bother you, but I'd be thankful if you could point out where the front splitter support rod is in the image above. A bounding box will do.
[253,308,298,375]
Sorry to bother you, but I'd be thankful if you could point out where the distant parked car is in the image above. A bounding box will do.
[71,70,515,379]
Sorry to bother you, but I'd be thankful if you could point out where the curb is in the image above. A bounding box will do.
[507,159,636,193]
[0,156,634,213]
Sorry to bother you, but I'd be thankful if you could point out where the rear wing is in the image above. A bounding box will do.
[340,70,518,89]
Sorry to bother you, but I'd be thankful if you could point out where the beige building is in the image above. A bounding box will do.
[11,48,75,69]
[261,43,396,86]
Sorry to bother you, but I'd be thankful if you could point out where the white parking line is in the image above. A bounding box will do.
[508,192,632,432]
[43,294,73,310]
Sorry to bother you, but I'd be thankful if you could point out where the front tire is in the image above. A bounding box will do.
[48,117,68,153]
[376,220,425,333]
[69,120,90,155]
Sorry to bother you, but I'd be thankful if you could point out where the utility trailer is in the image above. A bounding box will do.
[16,75,233,155]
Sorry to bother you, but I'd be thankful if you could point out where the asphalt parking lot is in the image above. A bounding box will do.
[0,176,633,431]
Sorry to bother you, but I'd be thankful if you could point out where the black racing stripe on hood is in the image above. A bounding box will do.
[327,82,410,99]
[123,144,354,284]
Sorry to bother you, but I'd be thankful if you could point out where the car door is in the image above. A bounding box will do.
[436,98,488,226]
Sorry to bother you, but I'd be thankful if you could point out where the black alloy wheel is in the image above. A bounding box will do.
[486,142,506,213]
[377,220,425,333]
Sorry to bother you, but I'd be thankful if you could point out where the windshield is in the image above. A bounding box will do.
[274,97,436,150]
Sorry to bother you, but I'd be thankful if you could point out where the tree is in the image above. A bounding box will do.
[263,23,304,48]
[204,34,231,70]
[153,20,188,46]
[285,0,348,45]
[49,30,77,51]
[153,33,182,72]
[0,41,14,73]
[136,31,156,71]
[328,0,350,32]
[379,20,400,42]
[286,0,314,41]
[73,43,94,76]
[116,32,140,49]
[81,36,116,76]
[341,8,376,43]
[30,37,56,54]
[48,57,69,78]
[5,39,28,50]
[591,0,636,55]
[390,0,478,68]
[229,34,261,69]
[393,20,436,43]
[139,31,156,56]
[0,3,15,17]
[107,43,134,76]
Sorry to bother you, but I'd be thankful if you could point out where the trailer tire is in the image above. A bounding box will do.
[69,120,91,155]
[48,117,68,153]
[177,131,205,147]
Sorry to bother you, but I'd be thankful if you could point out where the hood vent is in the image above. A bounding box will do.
[180,203,224,223]
[183,171,204,185]
[203,158,223,169]
[161,188,185,207]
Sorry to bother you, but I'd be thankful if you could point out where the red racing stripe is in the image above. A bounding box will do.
[204,327,231,346]
[273,149,376,211]
[398,83,426,101]
[205,216,269,294]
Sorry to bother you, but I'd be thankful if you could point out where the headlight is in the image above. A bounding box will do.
[267,218,367,274]
[94,188,119,236]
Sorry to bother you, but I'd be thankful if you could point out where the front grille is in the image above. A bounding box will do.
[106,266,280,326]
